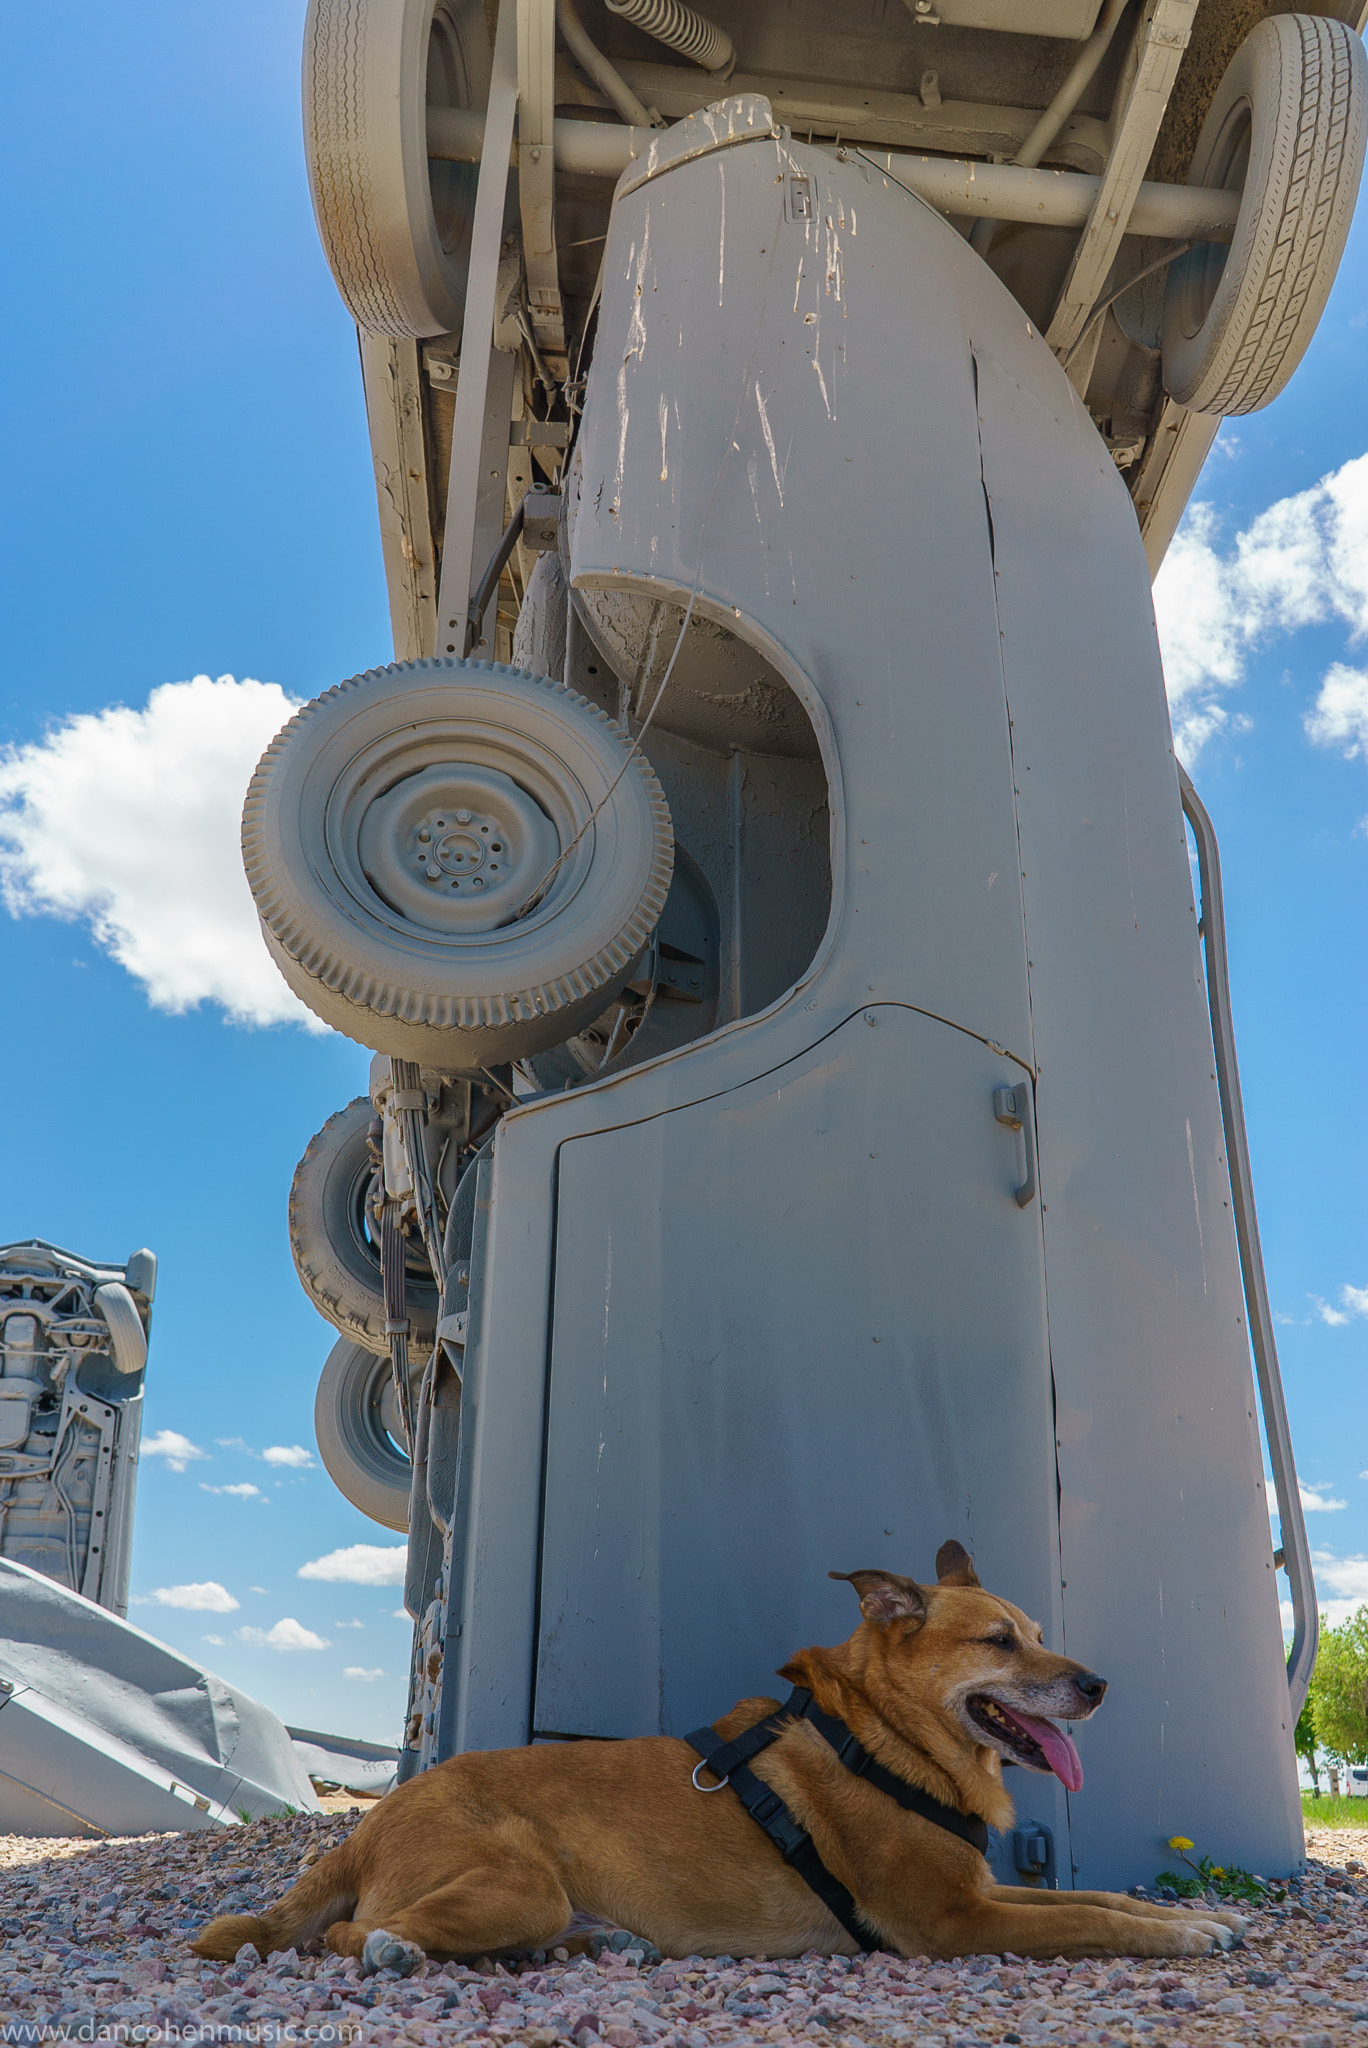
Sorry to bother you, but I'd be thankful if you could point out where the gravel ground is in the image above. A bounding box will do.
[1,1816,1366,2045]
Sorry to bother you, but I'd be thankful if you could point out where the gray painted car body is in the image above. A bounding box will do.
[425,128,1302,1889]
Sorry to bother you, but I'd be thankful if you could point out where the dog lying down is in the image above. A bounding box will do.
[193,1543,1246,1969]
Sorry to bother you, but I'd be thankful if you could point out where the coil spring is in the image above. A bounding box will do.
[605,0,733,75]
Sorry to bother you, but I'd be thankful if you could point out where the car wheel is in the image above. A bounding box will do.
[304,0,491,337]
[1162,14,1367,416]
[314,1337,422,1531]
[289,1097,439,1360]
[243,658,674,1068]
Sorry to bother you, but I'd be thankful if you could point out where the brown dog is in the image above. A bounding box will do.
[193,1543,1245,1968]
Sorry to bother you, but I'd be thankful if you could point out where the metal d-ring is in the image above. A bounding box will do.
[691,1759,730,1792]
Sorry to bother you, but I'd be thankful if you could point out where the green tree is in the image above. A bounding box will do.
[1295,1691,1322,1795]
[1309,1607,1368,1767]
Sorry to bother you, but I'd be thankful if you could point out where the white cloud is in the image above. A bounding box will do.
[140,1429,208,1474]
[1152,450,1368,760]
[297,1544,407,1586]
[238,1617,331,1652]
[334,1618,365,1630]
[202,1635,225,1647]
[0,674,318,1029]
[199,1481,263,1500]
[1311,1550,1368,1630]
[1305,664,1368,760]
[343,1667,386,1682]
[1312,1282,1368,1327]
[263,1444,315,1469]
[141,1581,239,1613]
[1299,1485,1348,1513]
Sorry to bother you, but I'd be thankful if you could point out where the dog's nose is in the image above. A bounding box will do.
[1073,1671,1107,1707]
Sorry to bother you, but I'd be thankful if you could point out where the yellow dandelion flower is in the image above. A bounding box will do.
[1211,1867,1225,1879]
[1168,1836,1195,1853]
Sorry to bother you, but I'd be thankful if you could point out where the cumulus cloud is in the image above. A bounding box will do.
[1299,1485,1348,1513]
[238,1617,331,1652]
[344,1667,386,1682]
[140,1429,208,1474]
[199,1481,264,1500]
[141,1581,239,1613]
[1152,451,1368,760]
[334,1618,365,1630]
[202,1635,225,1647]
[1312,1283,1368,1327]
[298,1544,408,1586]
[263,1444,315,1469]
[0,674,317,1028]
[1305,664,1368,759]
[1311,1550,1368,1629]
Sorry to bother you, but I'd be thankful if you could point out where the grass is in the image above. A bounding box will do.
[1301,1793,1368,1827]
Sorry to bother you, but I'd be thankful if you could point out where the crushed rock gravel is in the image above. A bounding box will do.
[1,1813,1366,2045]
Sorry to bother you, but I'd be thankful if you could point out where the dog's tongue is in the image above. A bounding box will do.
[1004,1708,1084,1791]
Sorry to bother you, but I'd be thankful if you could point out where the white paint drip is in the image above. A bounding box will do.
[718,160,726,308]
[658,394,669,482]
[754,381,785,508]
[614,209,654,504]
[812,356,832,418]
[747,452,764,531]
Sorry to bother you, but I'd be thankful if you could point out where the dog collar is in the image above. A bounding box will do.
[684,1687,990,1952]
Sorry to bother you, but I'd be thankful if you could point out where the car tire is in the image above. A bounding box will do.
[1162,14,1367,416]
[243,659,674,1068]
[303,0,491,337]
[289,1097,439,1361]
[314,1337,421,1531]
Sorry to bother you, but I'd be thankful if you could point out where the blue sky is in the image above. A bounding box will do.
[2,3,1364,1747]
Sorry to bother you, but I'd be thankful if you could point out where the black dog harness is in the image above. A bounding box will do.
[684,1687,990,1952]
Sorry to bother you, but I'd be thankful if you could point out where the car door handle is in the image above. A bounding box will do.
[993,1081,1038,1209]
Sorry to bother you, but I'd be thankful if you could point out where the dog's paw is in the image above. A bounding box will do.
[361,1930,424,1978]
[1191,1915,1245,1951]
[1168,1915,1242,1955]
[1206,1909,1250,1940]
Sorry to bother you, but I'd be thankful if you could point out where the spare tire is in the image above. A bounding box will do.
[314,1337,421,1531]
[303,0,491,336]
[243,659,674,1068]
[1163,15,1367,415]
[290,1097,439,1361]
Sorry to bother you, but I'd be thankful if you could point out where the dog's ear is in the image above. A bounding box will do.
[935,1540,981,1588]
[830,1569,928,1629]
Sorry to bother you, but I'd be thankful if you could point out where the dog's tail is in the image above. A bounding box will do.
[190,1838,361,1961]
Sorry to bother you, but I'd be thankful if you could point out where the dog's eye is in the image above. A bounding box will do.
[984,1632,1016,1650]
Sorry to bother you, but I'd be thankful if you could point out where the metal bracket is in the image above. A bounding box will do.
[517,0,567,371]
[434,0,520,659]
[1012,1820,1057,1886]
[993,1081,1038,1208]
[1045,0,1199,380]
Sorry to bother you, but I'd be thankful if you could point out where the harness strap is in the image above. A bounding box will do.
[794,1693,991,1855]
[683,1687,990,1951]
